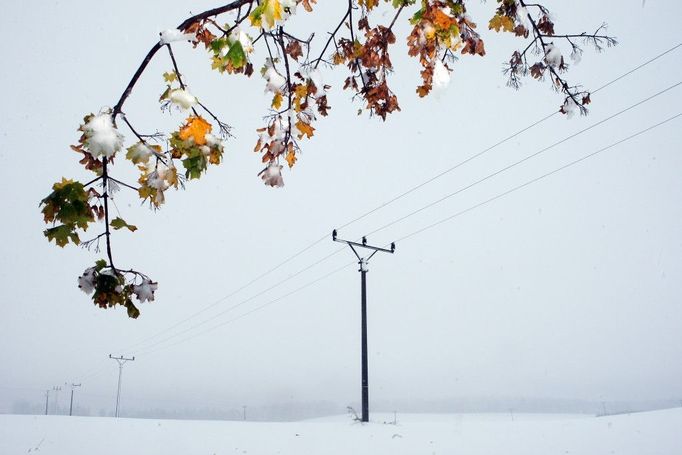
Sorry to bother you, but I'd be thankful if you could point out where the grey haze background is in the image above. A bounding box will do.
[0,0,680,419]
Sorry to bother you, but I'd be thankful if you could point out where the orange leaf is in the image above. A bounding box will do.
[433,9,455,31]
[179,116,212,145]
[285,149,297,168]
[295,120,315,139]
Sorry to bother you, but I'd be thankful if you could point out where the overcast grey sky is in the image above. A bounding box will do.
[1,0,681,417]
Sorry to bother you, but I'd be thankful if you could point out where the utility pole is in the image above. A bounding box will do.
[332,230,396,423]
[44,390,50,415]
[242,405,247,421]
[52,385,62,415]
[109,354,135,418]
[68,383,82,416]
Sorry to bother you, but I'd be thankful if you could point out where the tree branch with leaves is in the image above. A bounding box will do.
[41,0,616,318]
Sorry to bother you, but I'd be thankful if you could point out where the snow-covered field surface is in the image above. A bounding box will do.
[1,409,680,454]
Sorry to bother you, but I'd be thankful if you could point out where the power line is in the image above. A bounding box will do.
[590,43,682,95]
[116,234,329,353]
[395,112,682,243]
[125,247,347,355]
[365,81,681,237]
[136,260,357,357]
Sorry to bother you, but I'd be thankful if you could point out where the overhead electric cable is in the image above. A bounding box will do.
[136,260,357,357]
[364,81,681,237]
[395,113,682,243]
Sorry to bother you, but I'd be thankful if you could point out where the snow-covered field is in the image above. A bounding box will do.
[1,409,680,454]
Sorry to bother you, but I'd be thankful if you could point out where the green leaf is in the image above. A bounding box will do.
[210,38,228,53]
[124,300,140,319]
[44,225,80,248]
[110,217,138,232]
[226,41,247,68]
[40,178,95,232]
[182,153,208,180]
[409,8,424,25]
[159,86,171,102]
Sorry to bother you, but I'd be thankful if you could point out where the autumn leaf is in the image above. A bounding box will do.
[179,116,212,145]
[295,120,315,139]
[301,0,317,12]
[285,149,297,168]
[358,0,379,11]
[530,62,546,79]
[110,217,138,232]
[432,9,456,31]
[163,71,177,83]
[488,15,515,33]
[272,92,283,110]
[286,40,303,61]
[249,0,283,30]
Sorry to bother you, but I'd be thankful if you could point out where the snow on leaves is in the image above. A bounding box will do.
[497,0,616,116]
[77,260,156,319]
[406,1,484,98]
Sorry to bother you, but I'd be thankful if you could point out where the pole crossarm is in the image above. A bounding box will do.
[332,230,396,256]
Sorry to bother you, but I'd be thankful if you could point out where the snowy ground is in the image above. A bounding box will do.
[1,409,680,454]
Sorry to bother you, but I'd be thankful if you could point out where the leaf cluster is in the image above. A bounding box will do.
[40,178,97,247]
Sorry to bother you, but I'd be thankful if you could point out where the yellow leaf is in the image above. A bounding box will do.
[179,116,212,145]
[272,92,283,110]
[253,0,283,29]
[488,14,515,33]
[163,71,177,83]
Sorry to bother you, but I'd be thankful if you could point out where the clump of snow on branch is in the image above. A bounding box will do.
[169,88,198,110]
[432,60,451,92]
[229,27,254,54]
[160,29,195,45]
[263,59,286,94]
[77,267,97,294]
[205,133,223,149]
[133,278,158,303]
[83,111,124,158]
[561,97,579,119]
[143,160,178,206]
[570,47,583,64]
[544,43,563,68]
[127,142,154,164]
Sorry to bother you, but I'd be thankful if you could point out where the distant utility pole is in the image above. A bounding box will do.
[44,390,50,415]
[332,230,396,423]
[68,383,82,416]
[242,405,247,421]
[52,385,62,415]
[109,354,135,418]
